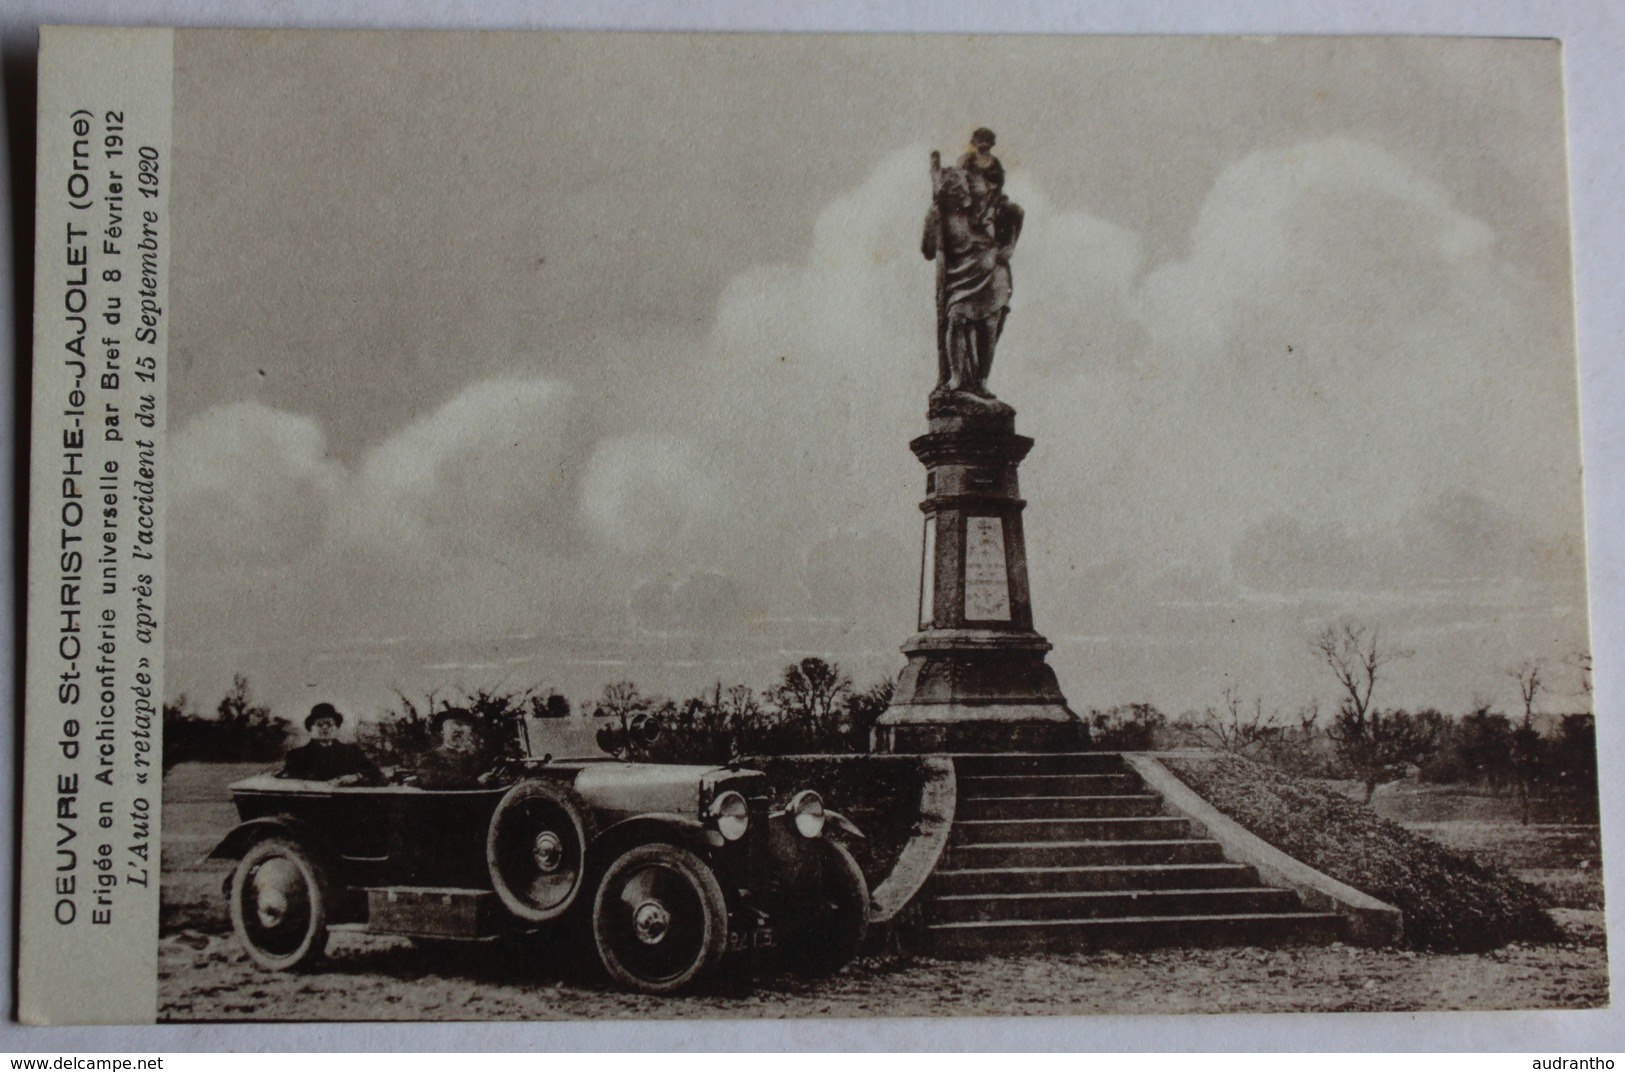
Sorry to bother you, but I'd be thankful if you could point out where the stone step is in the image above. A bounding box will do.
[930,862,1263,896]
[959,773,1143,797]
[911,751,1344,959]
[914,911,1345,958]
[953,816,1191,844]
[953,752,1126,776]
[923,886,1304,924]
[946,838,1226,869]
[956,793,1164,821]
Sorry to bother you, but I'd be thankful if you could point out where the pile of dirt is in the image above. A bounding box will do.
[1160,752,1561,952]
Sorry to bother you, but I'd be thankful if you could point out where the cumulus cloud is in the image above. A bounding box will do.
[170,401,343,564]
[1004,136,1579,613]
[679,149,1147,614]
[173,376,585,565]
[1231,490,1585,600]
[630,570,753,634]
[578,435,725,559]
[346,376,581,558]
[169,139,1588,717]
[1138,137,1494,359]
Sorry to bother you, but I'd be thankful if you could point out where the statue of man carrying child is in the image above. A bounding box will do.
[921,128,1024,404]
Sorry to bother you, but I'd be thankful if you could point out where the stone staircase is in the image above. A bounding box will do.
[913,753,1343,957]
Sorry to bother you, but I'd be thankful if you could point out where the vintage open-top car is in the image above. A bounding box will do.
[208,715,869,993]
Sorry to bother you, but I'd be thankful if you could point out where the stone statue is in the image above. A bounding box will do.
[922,128,1024,402]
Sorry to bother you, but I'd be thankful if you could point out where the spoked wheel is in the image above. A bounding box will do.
[591,843,728,994]
[229,836,330,971]
[486,780,594,923]
[776,839,869,977]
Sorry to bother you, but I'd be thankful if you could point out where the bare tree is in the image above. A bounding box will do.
[1315,623,1388,729]
[1315,622,1429,803]
[1565,649,1592,706]
[1194,687,1280,757]
[1511,660,1544,721]
[1295,698,1321,738]
[721,684,761,755]
[1508,660,1545,825]
[723,684,760,721]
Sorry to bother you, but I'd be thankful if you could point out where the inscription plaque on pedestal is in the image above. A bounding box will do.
[964,516,1011,621]
[873,131,1083,754]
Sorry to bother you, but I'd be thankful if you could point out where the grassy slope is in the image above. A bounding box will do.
[1160,752,1562,952]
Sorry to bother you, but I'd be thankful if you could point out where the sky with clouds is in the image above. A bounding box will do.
[163,31,1590,724]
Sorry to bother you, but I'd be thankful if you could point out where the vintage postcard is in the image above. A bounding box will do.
[19,27,1602,1025]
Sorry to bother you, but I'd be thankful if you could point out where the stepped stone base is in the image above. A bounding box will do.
[874,703,1085,753]
[905,752,1343,957]
[875,638,1086,752]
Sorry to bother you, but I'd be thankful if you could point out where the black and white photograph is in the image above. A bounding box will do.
[16,25,1609,1030]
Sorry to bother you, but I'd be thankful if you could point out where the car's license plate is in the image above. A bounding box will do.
[728,926,774,952]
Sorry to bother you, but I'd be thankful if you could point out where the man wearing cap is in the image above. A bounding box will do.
[413,708,501,789]
[279,703,381,785]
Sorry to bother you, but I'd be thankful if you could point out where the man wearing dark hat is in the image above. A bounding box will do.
[412,708,500,789]
[279,703,381,785]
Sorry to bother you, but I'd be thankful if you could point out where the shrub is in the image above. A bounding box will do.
[1549,714,1600,820]
[162,676,290,770]
[1087,703,1168,750]
[621,664,897,763]
[1421,706,1515,789]
[739,754,925,888]
[363,687,537,766]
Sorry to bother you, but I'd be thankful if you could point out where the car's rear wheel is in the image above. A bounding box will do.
[777,839,869,977]
[487,779,594,923]
[229,836,330,971]
[591,842,728,994]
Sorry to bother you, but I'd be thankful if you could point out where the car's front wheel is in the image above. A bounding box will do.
[229,836,330,971]
[591,842,728,994]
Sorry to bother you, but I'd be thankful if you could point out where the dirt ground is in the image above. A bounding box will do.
[159,763,1610,1021]
[158,920,1608,1021]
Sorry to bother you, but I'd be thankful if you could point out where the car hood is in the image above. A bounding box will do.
[571,762,762,819]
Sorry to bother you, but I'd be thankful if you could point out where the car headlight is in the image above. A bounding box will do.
[709,789,749,841]
[789,789,825,839]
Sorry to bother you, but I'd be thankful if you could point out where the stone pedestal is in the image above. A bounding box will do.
[873,396,1085,753]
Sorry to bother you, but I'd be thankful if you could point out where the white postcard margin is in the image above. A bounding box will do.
[20,25,173,1026]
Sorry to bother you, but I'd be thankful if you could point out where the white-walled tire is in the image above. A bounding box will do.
[229,836,330,972]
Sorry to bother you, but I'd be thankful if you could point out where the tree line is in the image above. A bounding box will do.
[163,627,1598,823]
[1115,623,1597,821]
[161,657,896,770]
